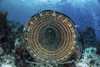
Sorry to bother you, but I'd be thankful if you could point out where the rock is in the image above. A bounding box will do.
[1,55,16,64]
[91,49,95,53]
[1,64,16,67]
[96,63,100,66]
[90,60,95,64]
[96,46,100,55]
[76,47,100,67]
[76,62,89,67]
[1,64,12,67]
[63,63,76,67]
[0,47,4,56]
[87,55,92,59]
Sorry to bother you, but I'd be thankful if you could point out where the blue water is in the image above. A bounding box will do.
[0,0,100,40]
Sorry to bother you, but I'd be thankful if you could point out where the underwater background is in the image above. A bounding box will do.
[0,0,100,67]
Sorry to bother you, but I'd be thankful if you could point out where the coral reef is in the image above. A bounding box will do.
[76,47,100,67]
[0,11,8,22]
[0,11,8,42]
[0,11,24,67]
[0,11,24,54]
[0,11,100,67]
[14,24,24,39]
[0,47,4,56]
[81,27,97,47]
[0,54,16,67]
[0,11,15,53]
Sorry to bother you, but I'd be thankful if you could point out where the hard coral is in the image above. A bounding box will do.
[0,11,8,43]
[0,11,15,54]
[81,27,96,47]
[0,11,8,21]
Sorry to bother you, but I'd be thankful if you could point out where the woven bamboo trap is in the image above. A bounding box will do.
[22,10,78,64]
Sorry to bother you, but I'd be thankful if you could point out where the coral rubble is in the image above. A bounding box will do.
[76,47,100,67]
